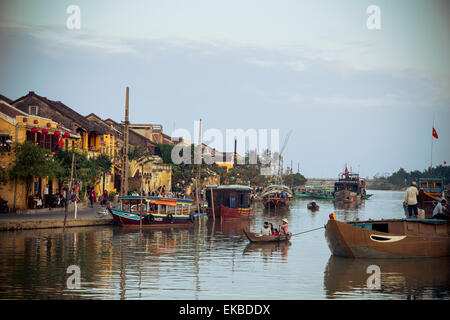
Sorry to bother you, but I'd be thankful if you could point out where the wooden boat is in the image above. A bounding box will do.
[262,184,293,208]
[417,178,446,218]
[293,186,315,198]
[108,196,206,228]
[334,166,366,204]
[205,185,253,219]
[325,216,450,258]
[307,202,320,210]
[310,186,334,200]
[243,228,291,243]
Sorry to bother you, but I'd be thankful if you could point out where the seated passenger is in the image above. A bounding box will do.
[433,199,449,219]
[261,221,272,236]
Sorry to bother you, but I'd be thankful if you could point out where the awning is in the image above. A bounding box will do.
[145,199,178,207]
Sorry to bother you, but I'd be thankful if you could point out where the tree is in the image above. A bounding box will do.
[94,154,113,192]
[9,141,63,201]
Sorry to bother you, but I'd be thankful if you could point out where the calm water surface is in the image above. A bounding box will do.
[0,190,448,300]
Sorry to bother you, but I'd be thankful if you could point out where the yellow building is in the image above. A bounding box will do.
[0,100,80,210]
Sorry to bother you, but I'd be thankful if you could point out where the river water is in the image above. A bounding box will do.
[0,190,448,300]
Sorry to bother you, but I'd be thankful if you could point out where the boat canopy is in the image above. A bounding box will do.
[119,196,194,205]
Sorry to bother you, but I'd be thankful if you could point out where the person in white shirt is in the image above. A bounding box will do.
[404,181,419,218]
[261,221,272,236]
[432,199,447,219]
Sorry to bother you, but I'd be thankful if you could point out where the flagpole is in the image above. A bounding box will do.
[430,115,435,171]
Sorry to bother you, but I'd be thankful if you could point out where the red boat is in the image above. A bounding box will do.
[206,185,253,220]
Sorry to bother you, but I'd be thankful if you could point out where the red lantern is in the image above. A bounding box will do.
[31,127,38,134]
[63,132,70,138]
[54,131,61,137]
[42,128,49,134]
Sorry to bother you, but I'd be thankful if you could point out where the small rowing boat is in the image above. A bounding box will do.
[243,228,291,243]
[307,202,320,210]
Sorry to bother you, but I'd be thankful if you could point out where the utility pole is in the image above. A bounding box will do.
[195,119,202,226]
[63,151,75,232]
[121,87,130,196]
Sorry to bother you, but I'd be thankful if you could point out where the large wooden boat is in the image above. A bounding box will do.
[262,184,293,208]
[325,216,450,258]
[243,228,291,243]
[108,196,206,228]
[417,178,446,218]
[205,185,253,220]
[333,167,366,203]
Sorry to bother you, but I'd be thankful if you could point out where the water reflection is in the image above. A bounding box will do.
[324,255,450,299]
[0,190,448,299]
[243,241,291,262]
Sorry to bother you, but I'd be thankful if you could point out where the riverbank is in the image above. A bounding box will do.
[0,204,113,231]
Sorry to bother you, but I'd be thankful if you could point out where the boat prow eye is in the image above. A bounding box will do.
[369,234,406,243]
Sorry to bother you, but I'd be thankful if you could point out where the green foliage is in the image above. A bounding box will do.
[156,143,175,164]
[0,166,8,185]
[385,165,450,186]
[53,150,112,187]
[10,142,62,181]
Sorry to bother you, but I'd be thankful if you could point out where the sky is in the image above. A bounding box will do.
[0,0,449,179]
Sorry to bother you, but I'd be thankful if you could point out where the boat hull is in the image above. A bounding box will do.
[325,218,450,259]
[244,229,291,243]
[263,198,290,208]
[109,208,200,228]
[207,205,252,220]
[334,190,361,203]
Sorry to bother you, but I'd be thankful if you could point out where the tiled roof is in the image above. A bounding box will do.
[12,92,106,134]
[0,100,28,118]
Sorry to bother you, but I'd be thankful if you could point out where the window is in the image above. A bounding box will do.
[0,135,12,152]
[29,105,38,115]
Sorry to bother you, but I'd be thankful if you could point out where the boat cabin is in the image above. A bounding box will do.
[206,185,252,209]
[418,178,444,194]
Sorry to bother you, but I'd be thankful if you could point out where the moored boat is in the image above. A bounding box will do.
[325,215,450,258]
[109,196,206,228]
[262,184,293,208]
[310,186,335,200]
[293,185,315,198]
[206,185,253,220]
[243,228,291,243]
[334,166,366,204]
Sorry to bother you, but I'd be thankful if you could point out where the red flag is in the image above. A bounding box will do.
[432,127,438,139]
[57,137,64,148]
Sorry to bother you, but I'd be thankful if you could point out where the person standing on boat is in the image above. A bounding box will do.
[405,181,419,218]
[261,221,272,235]
[280,218,291,236]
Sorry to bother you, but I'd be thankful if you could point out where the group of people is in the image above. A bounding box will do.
[404,181,448,219]
[261,218,291,236]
